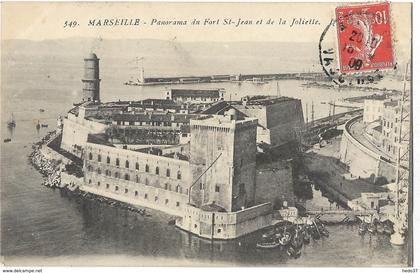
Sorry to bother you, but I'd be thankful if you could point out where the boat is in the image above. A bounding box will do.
[384,224,393,235]
[41,124,48,128]
[367,223,377,234]
[7,113,16,128]
[279,231,292,246]
[3,138,11,143]
[291,232,304,249]
[358,222,368,235]
[39,109,45,113]
[256,240,280,249]
[262,228,277,239]
[303,229,311,244]
[376,222,385,234]
[286,246,302,258]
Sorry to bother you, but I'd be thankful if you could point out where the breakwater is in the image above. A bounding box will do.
[28,131,63,188]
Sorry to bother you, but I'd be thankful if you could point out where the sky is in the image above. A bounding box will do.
[1,2,412,46]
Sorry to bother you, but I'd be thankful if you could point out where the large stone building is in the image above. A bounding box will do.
[202,95,305,147]
[59,53,294,239]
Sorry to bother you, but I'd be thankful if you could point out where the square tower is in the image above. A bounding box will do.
[189,109,258,212]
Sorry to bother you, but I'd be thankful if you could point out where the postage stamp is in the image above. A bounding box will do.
[336,2,394,73]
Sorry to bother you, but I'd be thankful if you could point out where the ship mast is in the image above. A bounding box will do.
[390,63,410,245]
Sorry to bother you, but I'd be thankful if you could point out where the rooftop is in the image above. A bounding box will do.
[171,88,224,98]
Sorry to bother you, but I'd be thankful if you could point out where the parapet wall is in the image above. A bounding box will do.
[176,202,272,239]
[339,115,395,183]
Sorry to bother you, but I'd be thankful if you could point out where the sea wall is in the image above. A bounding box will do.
[339,116,395,183]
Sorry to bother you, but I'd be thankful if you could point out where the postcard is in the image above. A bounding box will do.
[0,1,413,268]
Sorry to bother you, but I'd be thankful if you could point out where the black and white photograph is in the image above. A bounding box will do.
[0,1,415,269]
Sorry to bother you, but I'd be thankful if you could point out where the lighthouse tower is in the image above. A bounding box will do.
[82,53,101,103]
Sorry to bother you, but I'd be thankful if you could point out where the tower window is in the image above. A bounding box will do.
[144,193,148,199]
[135,191,138,196]
[145,164,149,173]
[136,162,139,170]
[97,182,100,186]
[107,156,110,164]
[125,188,128,194]
[97,155,102,162]
[125,160,129,168]
[97,168,101,175]
[115,186,119,191]
[88,153,93,160]
[124,174,130,181]
[166,169,171,177]
[106,184,109,189]
[155,167,160,175]
[215,185,220,193]
[177,171,182,180]
[116,158,120,166]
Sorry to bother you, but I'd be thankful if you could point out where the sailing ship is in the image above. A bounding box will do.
[7,113,16,128]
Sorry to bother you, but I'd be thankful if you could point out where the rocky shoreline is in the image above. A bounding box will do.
[28,131,63,188]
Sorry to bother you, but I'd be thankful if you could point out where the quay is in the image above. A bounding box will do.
[124,72,326,86]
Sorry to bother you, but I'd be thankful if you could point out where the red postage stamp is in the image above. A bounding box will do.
[336,2,394,73]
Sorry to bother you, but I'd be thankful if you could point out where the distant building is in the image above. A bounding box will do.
[363,95,387,123]
[381,100,401,160]
[166,88,225,103]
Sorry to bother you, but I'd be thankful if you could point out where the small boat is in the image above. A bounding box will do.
[279,231,292,246]
[39,109,45,112]
[262,229,277,239]
[41,124,48,128]
[303,230,311,244]
[7,113,16,128]
[358,222,368,235]
[291,233,304,249]
[287,246,302,258]
[3,138,11,143]
[384,224,393,235]
[376,222,385,234]
[256,240,280,249]
[367,223,377,234]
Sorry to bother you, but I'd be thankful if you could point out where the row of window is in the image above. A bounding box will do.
[88,180,181,207]
[87,168,186,194]
[87,153,182,179]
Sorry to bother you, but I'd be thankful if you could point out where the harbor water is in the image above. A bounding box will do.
[1,53,408,266]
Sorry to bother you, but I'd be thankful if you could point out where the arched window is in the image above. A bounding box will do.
[164,183,169,190]
[176,185,181,193]
[124,174,130,181]
[116,158,120,166]
[166,169,171,177]
[107,156,110,164]
[177,170,182,180]
[88,153,93,160]
[135,162,139,170]
[136,175,139,183]
[125,160,129,169]
[97,155,102,162]
[97,168,101,175]
[155,166,160,175]
[115,172,120,178]
[115,186,119,191]
[145,164,149,173]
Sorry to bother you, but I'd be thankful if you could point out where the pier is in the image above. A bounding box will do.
[124,72,327,86]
